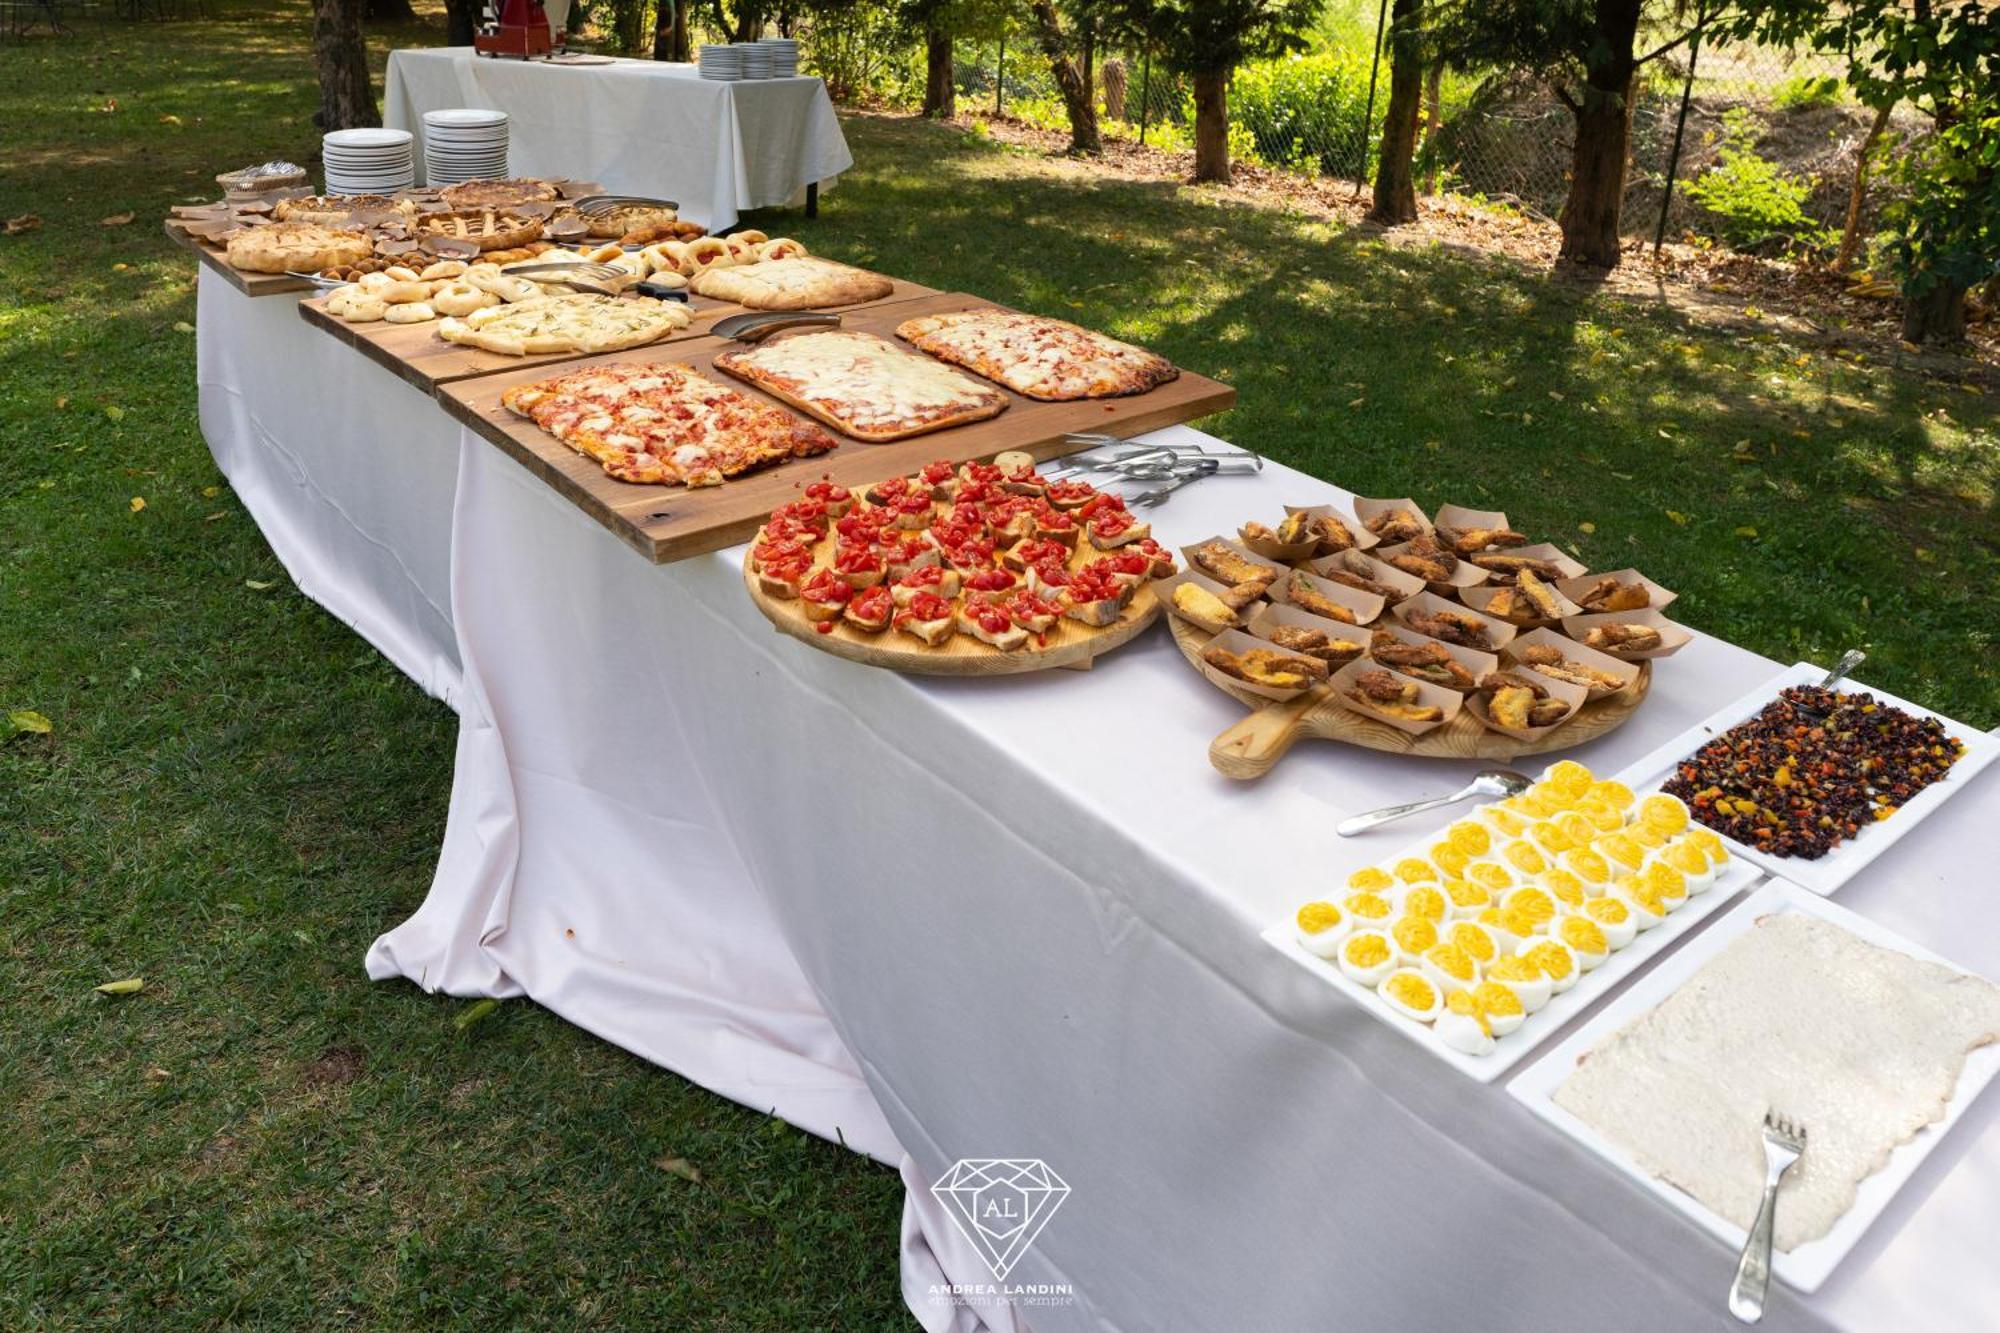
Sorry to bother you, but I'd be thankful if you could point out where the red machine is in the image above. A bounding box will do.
[475,0,555,59]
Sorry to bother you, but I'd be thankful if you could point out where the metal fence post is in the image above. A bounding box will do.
[996,36,1005,117]
[1654,27,1703,254]
[1357,0,1390,194]
[1138,48,1152,145]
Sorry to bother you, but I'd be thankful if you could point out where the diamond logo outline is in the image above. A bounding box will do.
[930,1158,1071,1280]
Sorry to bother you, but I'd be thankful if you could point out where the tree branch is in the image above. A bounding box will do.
[1552,81,1580,114]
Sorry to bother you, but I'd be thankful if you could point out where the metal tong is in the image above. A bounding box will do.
[500,259,629,296]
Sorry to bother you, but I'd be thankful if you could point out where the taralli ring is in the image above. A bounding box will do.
[383,301,438,324]
[431,282,498,317]
[341,294,388,323]
[418,259,468,281]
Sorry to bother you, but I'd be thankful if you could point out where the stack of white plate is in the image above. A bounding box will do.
[698,44,743,80]
[323,128,416,195]
[758,37,799,77]
[738,42,773,79]
[421,108,509,185]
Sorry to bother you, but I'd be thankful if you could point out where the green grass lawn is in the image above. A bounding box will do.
[3,4,1997,1329]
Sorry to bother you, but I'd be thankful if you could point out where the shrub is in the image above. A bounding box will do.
[1683,113,1829,252]
[1772,75,1844,111]
[1227,51,1373,179]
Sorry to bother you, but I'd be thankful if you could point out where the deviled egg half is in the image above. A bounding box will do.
[1294,901,1350,958]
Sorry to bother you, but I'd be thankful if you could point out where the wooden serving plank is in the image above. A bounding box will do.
[161,219,312,297]
[1167,613,1652,778]
[295,277,940,397]
[438,291,1238,565]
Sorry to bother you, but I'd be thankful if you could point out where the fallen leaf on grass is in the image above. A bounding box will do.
[653,1156,704,1184]
[100,211,135,228]
[173,321,194,334]
[202,510,228,522]
[245,579,276,591]
[105,404,125,422]
[454,998,499,1032]
[95,977,145,995]
[158,113,182,126]
[129,496,146,513]
[4,213,42,235]
[1665,510,1690,526]
[1578,521,1596,534]
[201,485,221,497]
[8,709,54,735]
[1734,526,1758,539]
[54,395,68,410]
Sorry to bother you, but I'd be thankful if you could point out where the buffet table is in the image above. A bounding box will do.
[383,48,852,231]
[193,265,2000,1333]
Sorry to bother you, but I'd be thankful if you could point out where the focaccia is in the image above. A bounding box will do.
[713,329,1007,442]
[437,293,691,357]
[895,307,1178,400]
[690,256,895,310]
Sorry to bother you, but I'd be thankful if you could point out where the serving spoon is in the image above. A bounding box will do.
[1336,769,1532,837]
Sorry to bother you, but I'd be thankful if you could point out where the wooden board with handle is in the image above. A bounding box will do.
[295,277,941,397]
[162,219,313,297]
[437,291,1237,566]
[1168,614,1651,779]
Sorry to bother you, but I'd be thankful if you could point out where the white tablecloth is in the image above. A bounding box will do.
[384,47,853,231]
[199,288,2000,1333]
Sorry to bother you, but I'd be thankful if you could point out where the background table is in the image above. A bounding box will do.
[384,48,853,231]
[199,289,2000,1333]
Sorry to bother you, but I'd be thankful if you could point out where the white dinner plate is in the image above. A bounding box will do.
[1610,662,2000,895]
[1508,877,2000,1292]
[423,109,507,127]
[1262,845,1763,1082]
[325,128,412,149]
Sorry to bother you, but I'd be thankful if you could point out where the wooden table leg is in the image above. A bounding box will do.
[805,181,818,219]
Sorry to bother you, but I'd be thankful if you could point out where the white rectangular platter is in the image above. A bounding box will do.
[1611,661,2000,896]
[1508,877,2000,1293]
[1262,856,1762,1084]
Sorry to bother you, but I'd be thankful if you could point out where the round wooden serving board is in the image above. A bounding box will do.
[746,555,1162,677]
[1170,614,1651,779]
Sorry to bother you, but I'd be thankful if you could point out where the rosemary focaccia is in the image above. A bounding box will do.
[436,293,690,357]
[689,256,895,310]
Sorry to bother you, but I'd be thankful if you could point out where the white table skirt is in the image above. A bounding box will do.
[201,295,2000,1333]
[384,47,853,231]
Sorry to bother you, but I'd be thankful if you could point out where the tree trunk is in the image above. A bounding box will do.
[1102,57,1127,122]
[1368,0,1423,225]
[1834,101,1894,274]
[312,0,379,132]
[1192,69,1229,184]
[445,0,479,46]
[365,0,415,21]
[1420,62,1442,195]
[1902,281,1968,344]
[671,2,691,60]
[923,26,955,119]
[1029,2,1100,156]
[1555,0,1641,269]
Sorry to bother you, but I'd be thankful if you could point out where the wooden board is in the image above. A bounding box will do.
[162,219,312,297]
[1169,613,1652,779]
[437,292,1238,565]
[296,277,940,397]
[744,544,1161,678]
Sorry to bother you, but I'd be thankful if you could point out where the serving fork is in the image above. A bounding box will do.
[1728,1110,1807,1324]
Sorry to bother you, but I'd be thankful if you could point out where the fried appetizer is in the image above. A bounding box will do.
[1468,552,1564,583]
[1584,622,1664,654]
[1436,523,1528,556]
[1189,540,1279,590]
[1574,575,1652,612]
[1319,550,1401,601]
[1402,606,1495,650]
[1242,512,1317,550]
[1172,581,1242,625]
[1267,624,1366,665]
[1363,507,1427,544]
[1369,629,1475,689]
[1383,533,1458,583]
[1283,571,1359,624]
[1480,671,1574,729]
[1483,568,1563,623]
[1517,642,1628,690]
[1203,644,1329,690]
[1309,511,1358,553]
[1346,668,1445,722]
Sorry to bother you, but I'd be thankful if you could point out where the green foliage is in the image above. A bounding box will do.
[1884,97,2000,296]
[1682,112,1828,252]
[1771,74,1843,111]
[1228,50,1374,177]
[1106,0,1321,76]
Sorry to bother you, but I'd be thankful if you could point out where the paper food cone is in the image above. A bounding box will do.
[1559,607,1693,661]
[1500,626,1641,700]
[1326,658,1462,735]
[1364,620,1497,693]
[1195,627,1334,701]
[1392,589,1519,652]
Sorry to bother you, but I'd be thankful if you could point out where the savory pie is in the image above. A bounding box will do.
[714,330,1009,442]
[272,194,417,224]
[501,362,835,488]
[412,208,545,252]
[437,293,691,356]
[224,222,373,274]
[584,202,682,239]
[895,308,1178,400]
[690,256,895,311]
